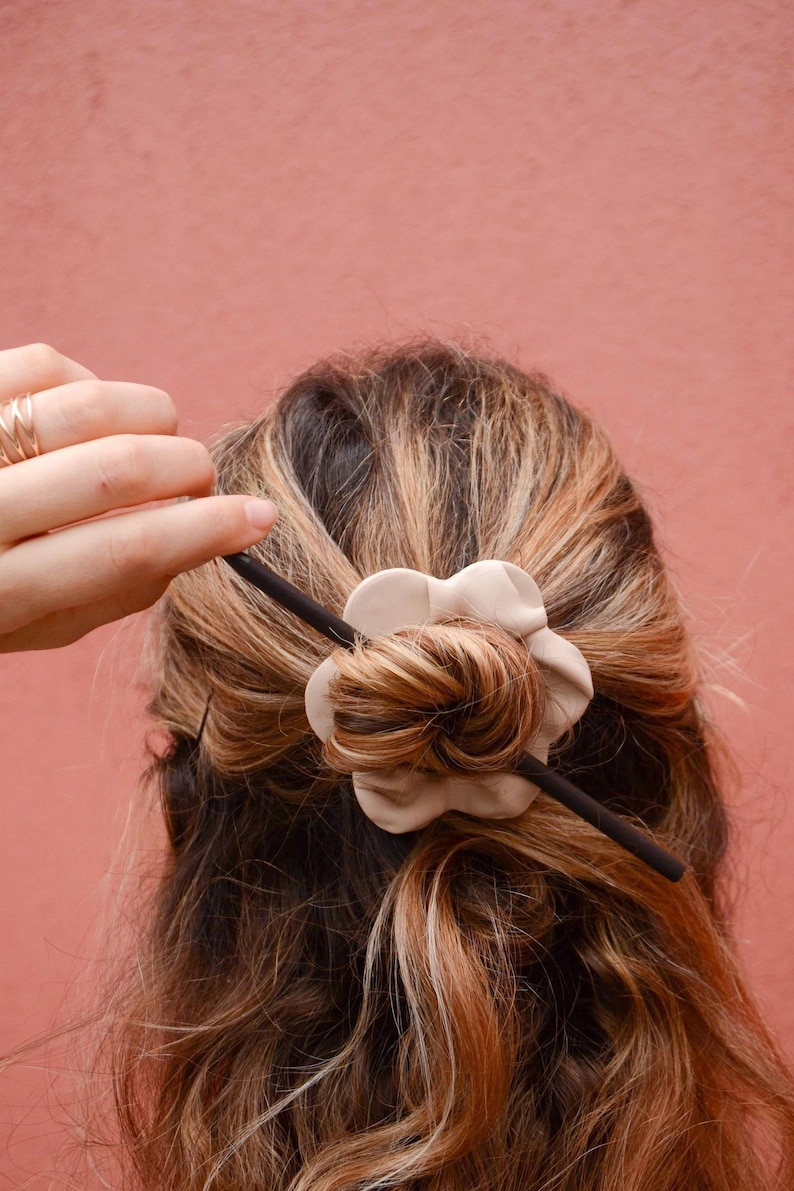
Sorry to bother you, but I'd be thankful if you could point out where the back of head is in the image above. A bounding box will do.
[116,342,792,1190]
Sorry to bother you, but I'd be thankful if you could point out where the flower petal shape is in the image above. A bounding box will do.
[305,561,593,833]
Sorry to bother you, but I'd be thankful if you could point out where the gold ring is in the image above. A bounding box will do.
[0,393,41,467]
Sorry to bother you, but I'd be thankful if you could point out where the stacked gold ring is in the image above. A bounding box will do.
[0,393,41,467]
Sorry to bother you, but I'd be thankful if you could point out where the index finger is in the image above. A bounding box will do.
[0,343,97,404]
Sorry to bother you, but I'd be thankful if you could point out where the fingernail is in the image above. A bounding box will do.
[245,499,278,531]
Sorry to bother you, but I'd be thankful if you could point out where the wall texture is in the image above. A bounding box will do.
[1,1,792,1183]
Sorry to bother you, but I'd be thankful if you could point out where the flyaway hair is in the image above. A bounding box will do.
[100,342,794,1190]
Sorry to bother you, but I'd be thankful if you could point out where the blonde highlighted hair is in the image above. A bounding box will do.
[105,342,793,1189]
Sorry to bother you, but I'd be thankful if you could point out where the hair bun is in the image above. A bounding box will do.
[322,619,547,777]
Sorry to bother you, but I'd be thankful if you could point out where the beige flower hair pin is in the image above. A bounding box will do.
[305,561,593,834]
[223,552,687,882]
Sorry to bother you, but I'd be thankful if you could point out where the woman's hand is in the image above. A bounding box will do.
[0,344,277,651]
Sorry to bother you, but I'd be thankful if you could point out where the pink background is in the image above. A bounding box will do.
[1,2,792,1183]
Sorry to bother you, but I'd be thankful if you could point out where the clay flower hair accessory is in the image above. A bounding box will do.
[304,560,594,833]
[224,551,685,879]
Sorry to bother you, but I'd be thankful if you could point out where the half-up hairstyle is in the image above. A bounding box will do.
[108,341,794,1190]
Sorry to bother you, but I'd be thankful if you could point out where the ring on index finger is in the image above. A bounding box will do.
[0,394,41,467]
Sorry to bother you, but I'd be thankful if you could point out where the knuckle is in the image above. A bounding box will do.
[107,521,156,581]
[64,380,108,438]
[22,342,62,381]
[96,434,150,502]
[208,498,244,545]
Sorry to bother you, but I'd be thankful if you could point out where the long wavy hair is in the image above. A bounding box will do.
[106,342,794,1189]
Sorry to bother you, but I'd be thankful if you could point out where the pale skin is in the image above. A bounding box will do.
[0,344,277,651]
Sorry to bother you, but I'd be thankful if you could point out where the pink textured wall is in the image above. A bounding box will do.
[1,1,792,1181]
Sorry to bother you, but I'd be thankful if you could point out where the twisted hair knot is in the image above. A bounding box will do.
[323,618,547,776]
